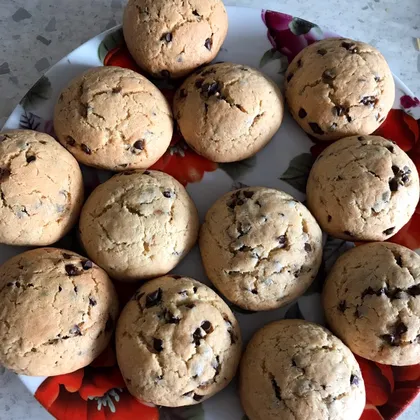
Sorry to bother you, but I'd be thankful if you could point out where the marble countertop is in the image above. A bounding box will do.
[0,0,419,419]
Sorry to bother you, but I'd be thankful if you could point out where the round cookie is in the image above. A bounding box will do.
[323,242,420,366]
[174,63,284,162]
[306,135,419,241]
[116,275,242,406]
[285,38,395,141]
[79,170,199,281]
[199,187,322,311]
[123,0,228,79]
[240,320,365,420]
[0,248,119,376]
[54,66,173,171]
[0,130,83,246]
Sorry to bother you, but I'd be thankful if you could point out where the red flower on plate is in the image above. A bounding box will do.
[360,404,385,420]
[35,347,159,420]
[104,45,143,74]
[400,95,420,109]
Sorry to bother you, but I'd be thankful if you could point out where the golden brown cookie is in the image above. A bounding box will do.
[0,248,119,376]
[323,242,420,365]
[116,275,242,406]
[54,66,173,171]
[0,129,83,246]
[123,0,228,78]
[285,38,395,140]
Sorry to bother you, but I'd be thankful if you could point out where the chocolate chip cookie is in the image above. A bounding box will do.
[0,248,118,376]
[0,130,83,246]
[79,170,199,281]
[199,187,322,311]
[54,66,173,171]
[123,0,228,79]
[173,63,284,162]
[306,135,419,241]
[323,242,420,365]
[240,320,365,420]
[285,38,395,140]
[116,275,242,406]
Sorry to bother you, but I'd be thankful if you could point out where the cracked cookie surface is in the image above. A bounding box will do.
[116,275,242,406]
[285,38,395,141]
[306,135,419,241]
[239,319,365,420]
[0,130,84,246]
[123,0,228,78]
[79,170,199,281]
[199,187,322,311]
[54,66,173,171]
[0,247,118,376]
[173,63,284,162]
[323,242,420,365]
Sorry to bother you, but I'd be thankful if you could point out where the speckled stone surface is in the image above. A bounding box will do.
[0,0,419,419]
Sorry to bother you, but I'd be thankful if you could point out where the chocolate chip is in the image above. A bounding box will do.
[162,190,172,198]
[180,88,187,98]
[146,288,162,308]
[317,48,327,56]
[374,76,381,82]
[309,123,324,135]
[193,328,203,345]
[322,69,336,81]
[381,334,396,345]
[65,264,80,276]
[297,59,303,68]
[387,146,394,153]
[165,310,180,324]
[344,230,353,237]
[361,286,375,299]
[251,289,258,294]
[204,38,212,50]
[70,325,82,336]
[58,285,62,292]
[178,290,187,296]
[133,139,144,150]
[67,136,76,146]
[350,375,360,386]
[193,286,198,293]
[286,73,294,82]
[183,391,194,397]
[185,303,195,309]
[358,136,365,141]
[26,155,36,163]
[62,253,72,259]
[341,41,358,53]
[74,286,78,293]
[327,215,332,222]
[383,227,395,236]
[271,376,282,400]
[105,316,114,332]
[81,144,91,155]
[396,322,408,336]
[195,78,204,89]
[193,394,203,401]
[298,108,307,118]
[153,338,163,352]
[332,105,345,117]
[161,32,172,42]
[389,178,399,192]
[89,297,97,306]
[161,70,170,78]
[192,9,200,17]
[360,96,377,106]
[201,81,220,97]
[338,300,347,312]
[408,284,420,296]
[346,114,352,123]
[304,243,312,252]
[82,259,93,270]
[6,282,13,287]
[201,320,213,333]
[277,235,287,248]
[243,190,254,199]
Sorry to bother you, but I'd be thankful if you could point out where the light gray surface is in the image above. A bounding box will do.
[0,0,419,419]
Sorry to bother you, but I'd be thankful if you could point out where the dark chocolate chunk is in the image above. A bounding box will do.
[145,288,163,308]
[341,41,358,53]
[408,284,420,296]
[70,325,82,336]
[165,310,180,324]
[162,190,172,198]
[286,73,294,82]
[350,374,360,386]
[67,136,76,146]
[327,215,332,222]
[346,114,352,122]
[360,96,377,106]
[153,338,163,352]
[65,264,80,276]
[251,289,258,294]
[297,59,302,67]
[161,32,172,42]
[74,286,78,293]
[204,38,212,51]
[387,146,394,153]
[26,155,36,163]
[338,300,347,312]
[144,170,151,175]
[193,394,203,401]
[304,243,312,252]
[298,108,307,118]
[389,178,399,192]
[193,286,198,293]
[58,285,62,292]
[180,88,187,98]
[381,334,396,345]
[62,253,72,259]
[89,297,97,306]
[361,286,375,299]
[395,322,408,336]
[195,78,204,89]
[81,143,91,155]
[201,320,213,334]
[277,235,287,248]
[374,76,381,82]
[358,136,365,141]
[322,69,336,81]
[309,122,324,135]
[82,259,93,270]
[317,48,327,56]
[243,190,254,199]
[332,105,345,116]
[112,86,122,93]
[15,282,20,288]
[193,327,203,345]
[185,303,195,309]
[383,227,395,236]
[133,139,144,150]
[6,282,13,287]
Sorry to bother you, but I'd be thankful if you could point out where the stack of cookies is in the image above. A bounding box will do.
[0,0,419,419]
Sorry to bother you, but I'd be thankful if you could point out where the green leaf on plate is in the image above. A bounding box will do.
[323,235,354,272]
[20,76,52,109]
[259,48,289,73]
[288,17,318,36]
[285,302,304,320]
[159,403,205,420]
[219,155,257,180]
[98,28,124,63]
[304,262,326,295]
[279,153,314,194]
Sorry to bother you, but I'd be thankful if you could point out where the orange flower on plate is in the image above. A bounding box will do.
[35,347,159,420]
